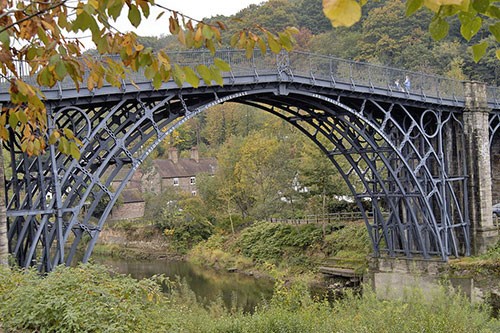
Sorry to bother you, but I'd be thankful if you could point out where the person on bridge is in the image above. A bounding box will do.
[395,79,404,92]
[404,75,411,92]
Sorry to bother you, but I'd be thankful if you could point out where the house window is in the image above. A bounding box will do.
[191,190,197,196]
[190,177,196,185]
[173,178,179,186]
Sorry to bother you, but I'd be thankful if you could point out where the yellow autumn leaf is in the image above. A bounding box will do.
[423,0,468,12]
[323,0,362,27]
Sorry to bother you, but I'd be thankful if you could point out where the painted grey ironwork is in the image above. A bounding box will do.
[2,49,499,272]
[491,110,500,149]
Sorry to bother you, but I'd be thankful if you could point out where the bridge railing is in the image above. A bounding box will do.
[1,49,498,107]
[287,51,465,102]
[266,211,370,225]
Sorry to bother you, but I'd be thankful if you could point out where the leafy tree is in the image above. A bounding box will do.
[234,131,296,219]
[356,1,434,67]
[296,0,332,34]
[322,0,499,62]
[298,141,349,216]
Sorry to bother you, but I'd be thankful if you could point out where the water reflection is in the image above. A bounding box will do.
[94,257,274,313]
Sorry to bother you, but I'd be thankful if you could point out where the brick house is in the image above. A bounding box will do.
[108,167,146,220]
[108,147,216,220]
[143,147,217,195]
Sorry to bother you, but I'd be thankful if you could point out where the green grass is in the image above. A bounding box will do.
[1,263,499,332]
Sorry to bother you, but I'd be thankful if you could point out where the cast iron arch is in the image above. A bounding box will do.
[6,85,470,272]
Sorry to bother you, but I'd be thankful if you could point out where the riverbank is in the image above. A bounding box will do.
[95,218,500,306]
[2,263,499,332]
[95,220,371,287]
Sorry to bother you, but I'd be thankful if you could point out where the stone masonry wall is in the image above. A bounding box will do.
[110,202,145,221]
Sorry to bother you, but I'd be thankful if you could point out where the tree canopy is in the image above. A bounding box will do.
[322,0,500,62]
[0,0,297,158]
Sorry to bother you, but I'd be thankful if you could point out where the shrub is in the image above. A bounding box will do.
[1,264,499,333]
[0,264,167,332]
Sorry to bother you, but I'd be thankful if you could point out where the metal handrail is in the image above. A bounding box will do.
[0,49,498,107]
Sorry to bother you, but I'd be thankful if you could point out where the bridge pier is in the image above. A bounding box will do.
[366,257,487,303]
[464,82,498,254]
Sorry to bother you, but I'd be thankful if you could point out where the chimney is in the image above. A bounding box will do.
[190,146,199,163]
[168,147,178,164]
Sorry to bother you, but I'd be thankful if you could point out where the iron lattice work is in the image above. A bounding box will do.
[2,50,497,271]
[491,111,500,148]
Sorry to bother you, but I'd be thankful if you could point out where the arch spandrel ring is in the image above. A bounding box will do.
[4,50,496,271]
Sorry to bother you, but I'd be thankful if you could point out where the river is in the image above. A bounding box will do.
[94,256,275,313]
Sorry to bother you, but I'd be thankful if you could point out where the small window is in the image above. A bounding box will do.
[190,177,196,185]
[191,190,197,196]
[173,178,179,186]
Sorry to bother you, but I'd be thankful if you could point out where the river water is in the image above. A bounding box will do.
[94,256,275,313]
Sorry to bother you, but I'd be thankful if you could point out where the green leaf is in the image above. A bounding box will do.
[8,113,18,129]
[108,1,123,20]
[183,66,199,88]
[230,33,239,48]
[496,49,500,60]
[55,61,67,80]
[278,32,293,51]
[202,24,214,39]
[37,26,49,45]
[72,11,92,32]
[0,31,10,48]
[144,65,155,79]
[63,128,75,140]
[152,72,162,89]
[128,5,141,28]
[471,42,488,62]
[58,136,69,155]
[17,110,28,125]
[266,33,281,54]
[460,16,482,41]
[406,0,424,16]
[472,0,490,13]
[172,64,185,86]
[206,39,216,55]
[26,47,37,61]
[489,22,500,42]
[214,58,231,72]
[429,17,449,40]
[210,65,223,86]
[196,64,212,85]
[486,6,500,19]
[69,141,81,160]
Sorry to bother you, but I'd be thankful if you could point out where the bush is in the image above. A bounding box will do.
[0,264,167,332]
[236,222,325,268]
[1,264,499,332]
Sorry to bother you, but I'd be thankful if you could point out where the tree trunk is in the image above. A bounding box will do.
[0,140,9,266]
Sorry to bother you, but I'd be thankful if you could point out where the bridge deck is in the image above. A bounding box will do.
[1,50,498,110]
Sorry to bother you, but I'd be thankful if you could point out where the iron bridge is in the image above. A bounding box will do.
[1,50,499,272]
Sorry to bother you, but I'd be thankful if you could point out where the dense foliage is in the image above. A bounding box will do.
[1,264,499,332]
[188,221,371,273]
[145,0,498,84]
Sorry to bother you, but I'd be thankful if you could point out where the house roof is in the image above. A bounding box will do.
[153,157,217,179]
[103,166,143,190]
[120,188,144,203]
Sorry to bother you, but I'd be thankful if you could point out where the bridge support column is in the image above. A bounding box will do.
[464,82,497,254]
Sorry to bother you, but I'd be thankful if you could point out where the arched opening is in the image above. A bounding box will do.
[6,84,470,271]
